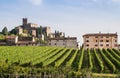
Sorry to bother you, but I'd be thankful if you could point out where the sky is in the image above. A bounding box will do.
[0,0,120,44]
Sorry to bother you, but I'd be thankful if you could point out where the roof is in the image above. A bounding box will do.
[83,32,117,37]
[6,36,16,39]
[16,41,36,44]
[18,37,33,41]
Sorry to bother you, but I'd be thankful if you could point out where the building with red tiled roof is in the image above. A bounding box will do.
[83,32,118,49]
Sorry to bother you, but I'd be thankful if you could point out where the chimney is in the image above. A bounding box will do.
[23,18,27,25]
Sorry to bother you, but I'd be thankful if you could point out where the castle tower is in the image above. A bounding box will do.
[23,18,27,25]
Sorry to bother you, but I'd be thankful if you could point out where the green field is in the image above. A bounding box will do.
[0,46,120,77]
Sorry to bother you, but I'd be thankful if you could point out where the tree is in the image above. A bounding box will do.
[43,32,47,41]
[2,27,8,35]
[39,26,42,35]
[36,26,43,37]
[9,28,17,35]
[55,30,60,38]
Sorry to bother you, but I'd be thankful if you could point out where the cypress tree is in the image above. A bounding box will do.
[2,26,8,35]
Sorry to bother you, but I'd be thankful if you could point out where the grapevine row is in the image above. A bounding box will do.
[103,49,120,69]
[108,49,120,61]
[99,49,116,73]
[93,49,104,72]
[88,49,93,70]
[55,48,73,67]
[43,48,68,66]
[66,49,78,67]
[112,48,120,56]
[78,48,84,70]
[33,48,62,65]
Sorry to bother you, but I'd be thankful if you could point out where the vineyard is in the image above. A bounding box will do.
[0,46,120,78]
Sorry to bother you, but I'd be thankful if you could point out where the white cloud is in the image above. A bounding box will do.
[28,0,43,6]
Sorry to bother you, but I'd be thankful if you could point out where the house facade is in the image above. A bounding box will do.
[83,32,118,49]
[0,36,36,46]
[48,37,78,48]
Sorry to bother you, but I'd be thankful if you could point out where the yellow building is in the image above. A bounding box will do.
[83,32,118,49]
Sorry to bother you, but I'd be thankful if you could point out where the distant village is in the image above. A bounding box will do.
[0,18,78,48]
[0,18,119,49]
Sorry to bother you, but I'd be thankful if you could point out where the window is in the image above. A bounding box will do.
[101,36,103,38]
[114,44,117,47]
[86,36,89,38]
[86,40,89,42]
[106,44,109,46]
[106,36,109,38]
[86,44,89,46]
[54,43,57,45]
[100,40,103,42]
[114,36,117,38]
[106,40,109,42]
[95,44,98,46]
[95,36,98,38]
[100,44,103,46]
[96,40,98,42]
[115,40,117,42]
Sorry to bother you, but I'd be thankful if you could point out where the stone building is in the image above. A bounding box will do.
[16,36,36,45]
[48,37,77,48]
[6,36,18,45]
[16,18,51,38]
[3,36,36,46]
[42,27,51,36]
[49,32,65,38]
[16,18,38,36]
[83,32,118,49]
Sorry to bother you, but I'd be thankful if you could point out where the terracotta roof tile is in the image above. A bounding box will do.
[83,33,117,37]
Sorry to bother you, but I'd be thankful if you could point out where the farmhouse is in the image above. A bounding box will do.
[83,32,118,49]
[0,36,36,46]
[16,36,36,46]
